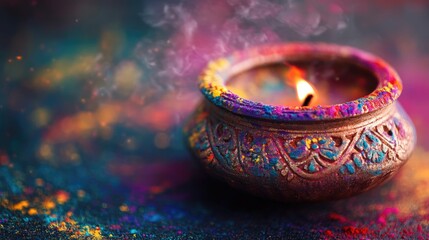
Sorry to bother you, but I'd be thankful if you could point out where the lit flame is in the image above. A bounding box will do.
[285,65,316,104]
[296,79,315,102]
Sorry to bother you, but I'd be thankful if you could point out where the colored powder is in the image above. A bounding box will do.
[342,226,369,236]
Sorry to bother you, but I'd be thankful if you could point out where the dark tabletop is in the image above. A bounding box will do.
[1,0,429,239]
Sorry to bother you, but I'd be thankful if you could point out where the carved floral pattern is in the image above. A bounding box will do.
[188,107,414,181]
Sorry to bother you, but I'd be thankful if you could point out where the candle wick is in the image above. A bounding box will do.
[302,94,313,107]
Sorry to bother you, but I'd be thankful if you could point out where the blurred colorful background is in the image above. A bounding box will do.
[1,0,429,239]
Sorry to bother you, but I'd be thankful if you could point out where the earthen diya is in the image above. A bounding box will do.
[185,43,416,202]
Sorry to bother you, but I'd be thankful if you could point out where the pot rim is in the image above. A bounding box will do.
[199,42,402,121]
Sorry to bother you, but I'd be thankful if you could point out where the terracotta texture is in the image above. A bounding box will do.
[185,43,416,202]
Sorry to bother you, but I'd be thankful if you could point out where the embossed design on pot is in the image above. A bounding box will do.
[186,103,415,201]
[185,43,416,202]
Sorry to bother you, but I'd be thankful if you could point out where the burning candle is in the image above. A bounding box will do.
[294,75,315,107]
[185,43,416,202]
[226,57,378,108]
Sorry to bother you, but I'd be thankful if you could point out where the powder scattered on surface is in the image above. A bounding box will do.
[377,207,399,225]
[324,229,334,237]
[342,226,369,236]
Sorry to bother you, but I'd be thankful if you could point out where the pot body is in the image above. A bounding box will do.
[185,101,416,202]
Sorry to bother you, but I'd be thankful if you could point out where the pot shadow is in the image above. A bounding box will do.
[163,159,401,225]
[116,154,405,227]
